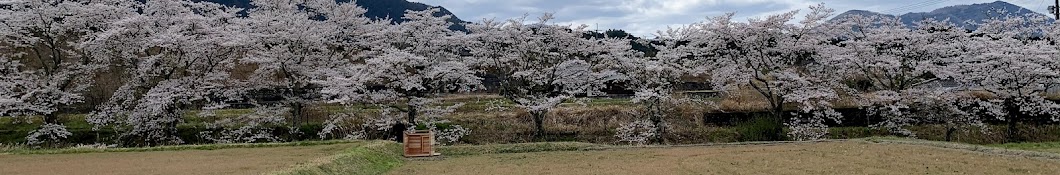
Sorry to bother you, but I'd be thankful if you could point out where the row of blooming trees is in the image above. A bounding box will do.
[1,0,1058,146]
[645,5,1059,143]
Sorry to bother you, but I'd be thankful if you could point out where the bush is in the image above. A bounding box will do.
[26,124,72,147]
[736,115,785,141]
[614,120,657,145]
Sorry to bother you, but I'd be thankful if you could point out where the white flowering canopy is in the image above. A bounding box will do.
[0,0,132,118]
[657,4,842,140]
[467,14,629,114]
[0,0,136,145]
[85,0,245,145]
[951,15,1060,120]
[821,14,977,135]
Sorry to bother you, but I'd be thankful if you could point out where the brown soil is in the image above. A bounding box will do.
[0,144,354,175]
[391,141,1060,175]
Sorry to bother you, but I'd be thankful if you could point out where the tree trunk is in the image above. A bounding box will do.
[945,127,956,142]
[43,113,59,124]
[1005,99,1021,143]
[648,101,666,144]
[650,115,665,144]
[290,102,303,125]
[288,101,304,141]
[531,111,545,139]
[1007,116,1019,143]
[165,118,179,146]
[407,106,418,126]
[771,103,786,140]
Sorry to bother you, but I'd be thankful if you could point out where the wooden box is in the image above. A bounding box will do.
[403,130,436,157]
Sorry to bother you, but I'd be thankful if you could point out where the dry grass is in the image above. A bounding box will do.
[435,94,504,102]
[0,143,357,175]
[548,105,635,133]
[448,105,639,144]
[1047,92,1060,100]
[391,141,1060,175]
[716,89,772,112]
[714,89,863,113]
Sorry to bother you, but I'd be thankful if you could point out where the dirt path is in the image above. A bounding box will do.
[391,141,1060,175]
[0,144,354,175]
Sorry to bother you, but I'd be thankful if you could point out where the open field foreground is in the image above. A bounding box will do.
[392,141,1060,175]
[0,143,357,175]
[2,140,1060,175]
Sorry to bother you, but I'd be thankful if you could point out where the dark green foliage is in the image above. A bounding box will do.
[414,123,428,130]
[583,29,659,56]
[735,115,786,141]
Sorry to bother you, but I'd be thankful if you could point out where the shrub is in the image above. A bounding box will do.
[736,116,785,141]
[26,123,72,147]
[615,120,658,145]
[198,107,288,144]
[787,117,829,141]
[434,123,471,145]
[319,112,366,140]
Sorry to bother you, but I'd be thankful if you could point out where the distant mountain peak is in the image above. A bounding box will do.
[833,10,894,19]
[355,0,466,22]
[832,1,1052,30]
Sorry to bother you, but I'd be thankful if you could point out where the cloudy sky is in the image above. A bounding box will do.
[406,0,1051,36]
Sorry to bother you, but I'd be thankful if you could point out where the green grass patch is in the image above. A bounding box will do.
[279,141,403,175]
[989,142,1060,154]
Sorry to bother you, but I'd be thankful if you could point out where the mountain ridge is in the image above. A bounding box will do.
[832,1,1053,29]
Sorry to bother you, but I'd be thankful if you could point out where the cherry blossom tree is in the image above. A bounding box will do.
[319,8,479,125]
[954,15,1060,142]
[467,14,628,138]
[906,90,989,141]
[619,34,710,143]
[0,0,133,146]
[661,5,840,140]
[823,15,981,138]
[230,0,377,138]
[85,0,244,146]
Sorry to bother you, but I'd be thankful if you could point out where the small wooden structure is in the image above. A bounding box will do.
[402,130,436,157]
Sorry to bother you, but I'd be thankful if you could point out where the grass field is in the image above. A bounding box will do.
[991,141,1060,154]
[0,142,359,175]
[2,139,1060,175]
[394,140,1060,175]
